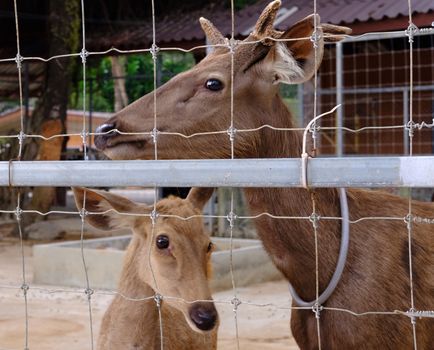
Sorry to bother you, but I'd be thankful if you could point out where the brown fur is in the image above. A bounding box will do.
[73,188,218,350]
[94,2,433,349]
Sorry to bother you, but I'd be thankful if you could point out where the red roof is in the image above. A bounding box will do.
[88,0,434,50]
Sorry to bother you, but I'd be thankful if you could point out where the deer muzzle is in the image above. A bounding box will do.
[188,302,218,331]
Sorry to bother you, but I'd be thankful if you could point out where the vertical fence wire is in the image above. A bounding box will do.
[406,0,418,348]
[311,0,322,348]
[150,0,164,348]
[78,1,95,349]
[12,1,29,349]
[228,1,241,349]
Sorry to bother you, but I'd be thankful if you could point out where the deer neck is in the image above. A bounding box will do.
[115,236,161,331]
[243,95,342,301]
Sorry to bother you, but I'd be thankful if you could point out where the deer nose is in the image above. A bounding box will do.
[94,123,117,150]
[189,302,218,331]
[95,123,116,135]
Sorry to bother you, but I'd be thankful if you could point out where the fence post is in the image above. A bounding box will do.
[297,84,304,127]
[89,78,94,153]
[24,61,29,128]
[403,89,409,155]
[336,41,344,156]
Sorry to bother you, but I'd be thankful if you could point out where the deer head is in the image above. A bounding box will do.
[94,1,351,160]
[72,187,218,333]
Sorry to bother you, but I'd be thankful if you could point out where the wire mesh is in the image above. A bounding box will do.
[0,0,433,349]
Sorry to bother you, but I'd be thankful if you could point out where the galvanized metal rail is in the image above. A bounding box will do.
[2,157,434,187]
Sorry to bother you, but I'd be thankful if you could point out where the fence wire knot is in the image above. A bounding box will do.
[309,213,321,229]
[84,287,94,300]
[312,303,323,319]
[231,297,241,312]
[80,129,89,145]
[15,206,23,221]
[404,213,413,230]
[17,131,26,145]
[21,283,29,294]
[227,126,237,142]
[405,120,416,138]
[150,44,160,61]
[405,23,419,43]
[15,53,23,69]
[228,38,239,54]
[310,30,322,49]
[150,209,159,225]
[408,307,417,325]
[227,211,237,228]
[80,48,89,64]
[79,208,88,221]
[309,122,320,142]
[153,293,163,308]
[151,128,159,144]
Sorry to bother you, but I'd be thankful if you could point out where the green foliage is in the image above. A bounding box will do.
[69,53,195,112]
[233,0,257,10]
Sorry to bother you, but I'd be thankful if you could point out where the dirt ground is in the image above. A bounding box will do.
[0,231,299,350]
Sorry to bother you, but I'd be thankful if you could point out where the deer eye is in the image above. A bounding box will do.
[156,235,170,249]
[205,79,223,91]
[207,242,213,252]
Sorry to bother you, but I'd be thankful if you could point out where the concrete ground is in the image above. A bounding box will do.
[0,232,299,350]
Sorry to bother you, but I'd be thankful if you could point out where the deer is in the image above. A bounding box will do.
[92,1,434,349]
[72,187,218,350]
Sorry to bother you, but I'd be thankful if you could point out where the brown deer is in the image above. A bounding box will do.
[73,187,218,350]
[93,1,434,349]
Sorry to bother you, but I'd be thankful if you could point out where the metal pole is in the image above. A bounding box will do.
[88,78,94,155]
[297,84,304,127]
[24,62,29,129]
[318,84,434,95]
[3,157,434,188]
[336,41,344,156]
[156,55,163,88]
[432,92,434,154]
[403,89,409,155]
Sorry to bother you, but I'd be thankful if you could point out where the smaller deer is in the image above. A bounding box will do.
[73,187,218,350]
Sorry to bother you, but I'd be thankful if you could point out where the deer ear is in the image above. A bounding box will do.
[186,187,214,211]
[322,23,352,42]
[72,187,141,230]
[267,14,323,85]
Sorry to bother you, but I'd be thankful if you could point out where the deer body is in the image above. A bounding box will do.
[72,188,218,350]
[94,1,434,348]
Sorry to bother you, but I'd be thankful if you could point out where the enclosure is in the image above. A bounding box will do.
[0,0,433,349]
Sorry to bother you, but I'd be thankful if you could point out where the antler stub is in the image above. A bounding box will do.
[199,17,226,46]
[253,0,282,37]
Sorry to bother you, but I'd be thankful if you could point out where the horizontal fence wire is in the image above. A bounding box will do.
[0,0,433,349]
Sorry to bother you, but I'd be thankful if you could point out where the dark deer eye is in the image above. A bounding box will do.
[205,79,223,91]
[207,242,213,252]
[156,235,170,249]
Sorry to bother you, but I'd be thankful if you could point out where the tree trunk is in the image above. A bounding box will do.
[20,0,80,230]
[111,56,128,111]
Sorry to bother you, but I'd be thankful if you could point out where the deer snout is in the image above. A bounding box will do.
[94,123,116,149]
[189,302,218,331]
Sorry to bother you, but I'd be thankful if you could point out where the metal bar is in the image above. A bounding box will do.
[403,89,409,155]
[2,157,434,188]
[334,29,434,43]
[336,42,344,156]
[88,78,94,152]
[319,84,434,95]
[297,83,304,126]
[24,61,29,129]
[432,93,434,154]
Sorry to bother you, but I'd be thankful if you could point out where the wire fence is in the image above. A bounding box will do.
[0,0,434,349]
